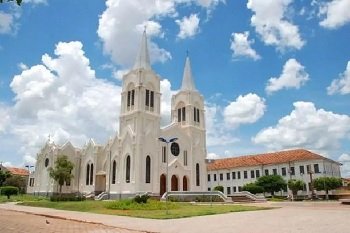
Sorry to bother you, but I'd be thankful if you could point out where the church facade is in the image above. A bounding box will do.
[27,32,208,198]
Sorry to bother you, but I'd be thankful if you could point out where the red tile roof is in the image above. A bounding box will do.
[5,167,29,176]
[207,149,337,171]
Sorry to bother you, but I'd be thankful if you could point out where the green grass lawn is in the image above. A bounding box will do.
[19,199,270,219]
[0,194,48,203]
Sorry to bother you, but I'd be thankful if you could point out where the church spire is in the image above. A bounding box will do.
[133,30,151,70]
[181,54,196,91]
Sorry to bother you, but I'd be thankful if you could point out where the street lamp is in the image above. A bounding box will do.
[158,137,178,214]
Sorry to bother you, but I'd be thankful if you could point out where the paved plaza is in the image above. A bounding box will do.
[0,202,349,233]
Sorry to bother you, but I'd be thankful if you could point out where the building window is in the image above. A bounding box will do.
[232,172,236,179]
[126,155,131,183]
[127,90,135,109]
[86,164,90,185]
[237,171,241,179]
[226,172,230,180]
[112,160,116,184]
[314,164,320,173]
[145,89,154,111]
[300,165,305,175]
[233,186,237,192]
[207,174,211,182]
[214,174,217,181]
[265,169,269,176]
[238,186,242,192]
[196,163,200,186]
[197,108,200,123]
[45,158,49,167]
[150,91,154,108]
[250,170,255,179]
[244,171,248,179]
[90,163,94,185]
[66,179,71,186]
[208,187,211,191]
[273,168,277,175]
[219,173,223,181]
[256,170,260,178]
[290,167,295,175]
[193,107,200,123]
[178,108,181,122]
[281,167,287,176]
[146,156,151,183]
[162,146,166,163]
[227,187,231,195]
[183,150,188,166]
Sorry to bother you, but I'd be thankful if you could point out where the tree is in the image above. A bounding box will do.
[313,177,342,200]
[4,175,27,194]
[0,0,22,6]
[48,155,74,195]
[287,179,305,201]
[213,185,224,193]
[0,186,19,199]
[0,170,12,186]
[242,182,264,194]
[256,175,287,197]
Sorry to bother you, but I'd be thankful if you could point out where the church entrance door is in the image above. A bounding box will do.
[160,174,166,196]
[171,175,178,191]
[183,176,188,191]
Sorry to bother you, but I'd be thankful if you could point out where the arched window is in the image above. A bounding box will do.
[45,158,49,167]
[196,163,200,186]
[112,160,116,184]
[90,163,94,185]
[126,155,130,183]
[146,156,151,183]
[86,164,90,185]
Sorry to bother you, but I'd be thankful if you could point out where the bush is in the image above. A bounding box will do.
[213,185,224,193]
[133,194,149,204]
[106,199,179,210]
[0,186,19,199]
[242,182,264,194]
[50,194,86,202]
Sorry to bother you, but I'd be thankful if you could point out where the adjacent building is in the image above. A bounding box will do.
[207,149,342,197]
[27,31,208,198]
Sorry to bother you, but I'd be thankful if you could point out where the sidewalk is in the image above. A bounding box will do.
[1,202,350,233]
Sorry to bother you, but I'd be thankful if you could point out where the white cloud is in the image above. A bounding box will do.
[253,101,350,151]
[113,69,129,81]
[338,153,350,177]
[224,93,266,128]
[7,41,122,165]
[327,61,350,95]
[206,152,220,159]
[319,0,350,29]
[230,31,260,60]
[205,102,239,147]
[176,14,200,39]
[160,79,177,126]
[247,0,305,51]
[2,161,13,167]
[266,58,309,94]
[0,11,15,34]
[0,105,10,133]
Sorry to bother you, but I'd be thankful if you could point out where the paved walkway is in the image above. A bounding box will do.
[1,202,350,233]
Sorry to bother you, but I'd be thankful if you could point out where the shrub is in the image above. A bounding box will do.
[133,194,149,204]
[242,182,264,194]
[0,186,19,199]
[106,199,179,210]
[50,194,86,202]
[213,185,224,193]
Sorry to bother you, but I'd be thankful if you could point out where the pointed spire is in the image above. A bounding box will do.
[181,54,196,91]
[133,30,151,70]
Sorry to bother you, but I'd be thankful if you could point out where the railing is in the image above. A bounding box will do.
[230,191,267,202]
[95,191,108,200]
[161,191,233,203]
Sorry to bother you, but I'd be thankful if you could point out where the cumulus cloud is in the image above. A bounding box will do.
[6,41,122,165]
[206,152,220,159]
[230,31,260,60]
[253,101,350,151]
[0,105,10,133]
[327,61,350,95]
[266,58,309,94]
[176,14,200,39]
[224,93,266,128]
[247,0,305,51]
[319,0,350,29]
[338,153,350,177]
[160,79,177,126]
[0,11,16,34]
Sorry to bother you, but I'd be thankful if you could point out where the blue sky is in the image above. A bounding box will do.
[0,0,349,175]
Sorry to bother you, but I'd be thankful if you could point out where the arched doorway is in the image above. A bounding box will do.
[160,174,166,196]
[171,175,178,191]
[183,176,188,191]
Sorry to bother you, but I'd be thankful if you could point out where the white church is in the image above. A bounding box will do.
[27,31,208,198]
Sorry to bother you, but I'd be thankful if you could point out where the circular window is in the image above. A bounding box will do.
[45,158,49,167]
